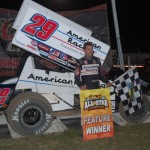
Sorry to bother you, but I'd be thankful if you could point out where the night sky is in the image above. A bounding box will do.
[0,0,149,53]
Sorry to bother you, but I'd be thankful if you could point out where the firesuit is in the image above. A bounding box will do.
[75,56,109,89]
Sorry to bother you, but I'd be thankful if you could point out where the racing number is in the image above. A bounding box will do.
[22,14,58,41]
[0,88,10,105]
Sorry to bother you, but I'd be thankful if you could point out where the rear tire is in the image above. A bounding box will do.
[119,95,150,123]
[7,92,53,136]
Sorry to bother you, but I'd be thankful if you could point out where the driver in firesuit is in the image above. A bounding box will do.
[75,42,112,90]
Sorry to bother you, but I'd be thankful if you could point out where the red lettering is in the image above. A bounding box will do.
[38,44,50,51]
[27,45,36,50]
[22,13,58,41]
[0,88,10,104]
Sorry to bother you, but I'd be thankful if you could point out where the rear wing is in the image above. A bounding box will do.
[12,0,92,36]
[12,0,110,71]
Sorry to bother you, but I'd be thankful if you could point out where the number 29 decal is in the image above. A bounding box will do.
[22,13,59,41]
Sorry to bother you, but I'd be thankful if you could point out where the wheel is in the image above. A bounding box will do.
[7,92,53,136]
[119,95,150,123]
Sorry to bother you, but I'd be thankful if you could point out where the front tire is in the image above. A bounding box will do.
[7,92,53,136]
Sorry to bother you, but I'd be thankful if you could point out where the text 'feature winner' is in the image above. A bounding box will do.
[80,88,114,141]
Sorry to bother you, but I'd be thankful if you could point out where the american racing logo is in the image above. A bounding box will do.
[84,94,109,110]
[67,30,101,50]
[81,64,99,76]
[28,73,74,85]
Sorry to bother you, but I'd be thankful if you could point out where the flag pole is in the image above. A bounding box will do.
[111,0,125,71]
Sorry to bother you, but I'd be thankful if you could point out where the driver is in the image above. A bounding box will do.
[75,42,112,90]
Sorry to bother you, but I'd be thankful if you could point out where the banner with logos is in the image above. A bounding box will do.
[0,2,110,79]
[80,88,114,141]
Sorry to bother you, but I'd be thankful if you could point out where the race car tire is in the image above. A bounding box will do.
[7,92,53,136]
[119,95,150,123]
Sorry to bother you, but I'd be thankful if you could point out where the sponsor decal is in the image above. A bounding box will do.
[38,43,50,51]
[49,48,60,57]
[22,13,59,41]
[27,44,36,50]
[31,40,38,46]
[67,30,101,51]
[39,50,49,57]
[28,73,74,85]
[59,52,68,61]
[81,64,99,76]
[84,94,109,110]
[28,37,75,70]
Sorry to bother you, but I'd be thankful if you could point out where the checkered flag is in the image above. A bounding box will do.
[100,82,116,112]
[110,86,116,112]
[114,67,142,115]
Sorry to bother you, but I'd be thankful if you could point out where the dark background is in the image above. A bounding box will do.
[0,0,149,53]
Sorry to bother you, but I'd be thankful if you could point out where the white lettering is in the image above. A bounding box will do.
[86,125,111,135]
[83,115,111,124]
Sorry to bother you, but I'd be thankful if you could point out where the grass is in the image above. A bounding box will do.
[0,123,150,150]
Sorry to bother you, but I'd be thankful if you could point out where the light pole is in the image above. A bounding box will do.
[111,0,125,71]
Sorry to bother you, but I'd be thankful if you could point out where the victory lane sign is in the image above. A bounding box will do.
[80,88,114,141]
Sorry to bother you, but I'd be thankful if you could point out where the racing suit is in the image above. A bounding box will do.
[75,56,109,89]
